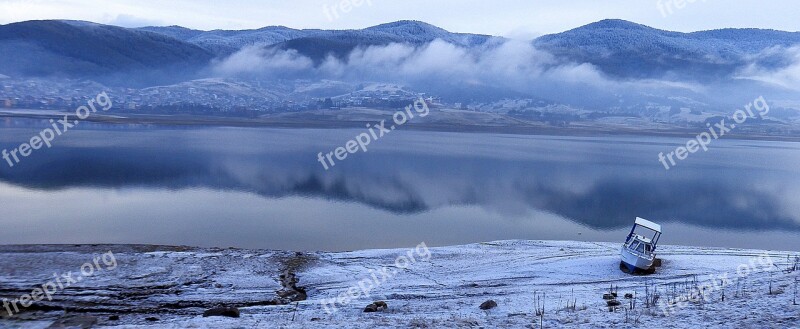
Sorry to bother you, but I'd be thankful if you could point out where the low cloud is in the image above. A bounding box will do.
[737,46,800,91]
[210,38,716,105]
[212,47,314,78]
[211,39,615,97]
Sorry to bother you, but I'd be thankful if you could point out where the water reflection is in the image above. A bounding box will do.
[1,119,799,250]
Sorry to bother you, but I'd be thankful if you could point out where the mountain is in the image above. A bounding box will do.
[269,21,493,62]
[141,20,493,59]
[141,18,800,80]
[137,25,206,41]
[0,20,213,86]
[3,19,800,87]
[534,19,800,80]
[361,20,490,46]
[139,25,310,55]
[0,19,493,85]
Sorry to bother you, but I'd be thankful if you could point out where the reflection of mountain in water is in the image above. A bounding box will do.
[1,125,798,232]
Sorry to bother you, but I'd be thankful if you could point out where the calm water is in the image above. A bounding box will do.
[1,118,799,251]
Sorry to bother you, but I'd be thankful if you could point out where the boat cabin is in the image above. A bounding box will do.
[620,217,662,273]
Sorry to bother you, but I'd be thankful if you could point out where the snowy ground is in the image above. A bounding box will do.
[0,240,798,328]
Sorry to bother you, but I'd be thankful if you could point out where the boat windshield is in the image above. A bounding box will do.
[634,242,652,254]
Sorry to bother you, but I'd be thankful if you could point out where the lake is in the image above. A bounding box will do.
[1,118,799,251]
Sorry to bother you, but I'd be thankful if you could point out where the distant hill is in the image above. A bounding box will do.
[534,19,800,80]
[139,25,310,56]
[2,19,800,86]
[141,20,493,59]
[267,21,493,63]
[0,20,213,86]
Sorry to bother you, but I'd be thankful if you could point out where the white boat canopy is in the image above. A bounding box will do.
[635,217,662,233]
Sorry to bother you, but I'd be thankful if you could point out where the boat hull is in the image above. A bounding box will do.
[620,246,655,273]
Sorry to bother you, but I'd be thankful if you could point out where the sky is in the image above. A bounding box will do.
[0,0,798,37]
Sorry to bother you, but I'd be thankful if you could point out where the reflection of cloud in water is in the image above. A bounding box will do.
[1,125,799,232]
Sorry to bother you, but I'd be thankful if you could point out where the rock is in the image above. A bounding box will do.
[479,300,498,310]
[46,315,97,329]
[276,271,307,304]
[606,300,621,307]
[363,301,388,313]
[624,293,634,299]
[277,290,296,297]
[108,315,120,321]
[203,307,240,318]
[145,317,159,321]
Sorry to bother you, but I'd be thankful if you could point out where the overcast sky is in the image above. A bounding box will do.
[0,0,798,37]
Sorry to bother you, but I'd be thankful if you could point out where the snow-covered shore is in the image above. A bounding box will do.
[0,240,797,328]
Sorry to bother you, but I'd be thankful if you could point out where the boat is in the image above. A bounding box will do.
[620,217,662,274]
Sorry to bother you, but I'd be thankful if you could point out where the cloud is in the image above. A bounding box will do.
[736,46,800,91]
[106,14,163,28]
[209,38,711,106]
[212,46,314,78]
[212,39,617,96]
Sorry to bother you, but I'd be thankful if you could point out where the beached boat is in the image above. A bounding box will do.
[620,217,662,274]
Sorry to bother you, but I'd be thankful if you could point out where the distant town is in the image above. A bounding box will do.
[1,76,798,138]
[0,77,445,117]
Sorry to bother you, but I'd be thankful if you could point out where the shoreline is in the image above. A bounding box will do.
[1,240,797,328]
[3,111,800,144]
[0,239,799,255]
